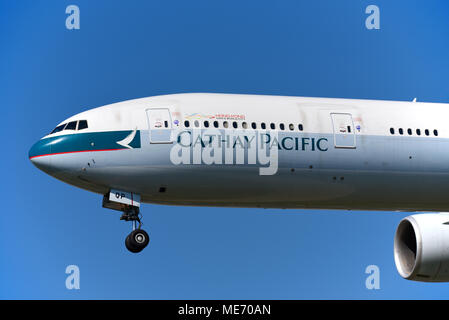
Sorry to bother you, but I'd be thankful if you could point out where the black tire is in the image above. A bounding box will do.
[125,234,142,253]
[128,229,150,252]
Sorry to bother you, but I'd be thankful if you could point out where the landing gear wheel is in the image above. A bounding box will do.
[125,234,141,253]
[125,229,149,253]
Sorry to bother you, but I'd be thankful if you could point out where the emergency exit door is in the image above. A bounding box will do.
[146,108,173,143]
[330,113,356,148]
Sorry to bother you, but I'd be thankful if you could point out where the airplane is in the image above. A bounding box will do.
[29,92,449,282]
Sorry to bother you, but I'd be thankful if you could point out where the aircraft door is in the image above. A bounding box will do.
[330,113,356,148]
[146,108,173,143]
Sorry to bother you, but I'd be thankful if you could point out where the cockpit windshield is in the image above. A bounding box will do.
[65,121,77,130]
[50,123,67,134]
[50,120,88,134]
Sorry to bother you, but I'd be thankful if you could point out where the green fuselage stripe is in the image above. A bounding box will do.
[29,130,141,158]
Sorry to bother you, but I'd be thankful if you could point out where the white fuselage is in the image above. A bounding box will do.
[29,93,449,211]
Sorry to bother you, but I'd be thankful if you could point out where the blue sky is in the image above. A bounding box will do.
[2,0,449,299]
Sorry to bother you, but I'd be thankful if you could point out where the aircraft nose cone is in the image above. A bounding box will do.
[29,139,53,172]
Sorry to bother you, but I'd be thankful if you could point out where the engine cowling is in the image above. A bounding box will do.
[394,214,449,282]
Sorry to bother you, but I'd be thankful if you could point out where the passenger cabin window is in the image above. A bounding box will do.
[189,120,314,132]
[78,120,88,130]
[390,127,439,137]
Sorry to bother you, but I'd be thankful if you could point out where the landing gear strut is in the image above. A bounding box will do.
[102,190,149,253]
[120,207,149,253]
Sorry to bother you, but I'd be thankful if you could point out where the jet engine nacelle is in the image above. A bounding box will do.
[394,214,449,282]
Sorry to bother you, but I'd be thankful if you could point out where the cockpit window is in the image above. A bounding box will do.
[65,121,77,130]
[78,120,88,130]
[50,123,67,134]
[50,120,88,134]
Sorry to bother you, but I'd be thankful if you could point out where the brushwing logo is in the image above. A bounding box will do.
[116,128,137,149]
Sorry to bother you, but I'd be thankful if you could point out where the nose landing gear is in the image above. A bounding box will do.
[102,190,149,253]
